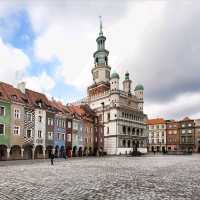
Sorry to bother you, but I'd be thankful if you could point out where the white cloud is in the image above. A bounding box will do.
[0,37,30,84]
[145,92,200,120]
[23,71,55,94]
[1,0,199,119]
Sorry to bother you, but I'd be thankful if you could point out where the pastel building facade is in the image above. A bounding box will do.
[147,118,166,152]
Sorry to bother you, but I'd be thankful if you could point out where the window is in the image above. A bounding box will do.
[67,134,71,142]
[123,126,126,134]
[48,132,53,140]
[38,116,42,122]
[123,140,126,147]
[14,109,20,119]
[0,124,4,135]
[106,71,110,79]
[182,130,186,134]
[188,129,192,134]
[26,129,32,138]
[107,127,109,134]
[107,113,110,121]
[13,126,20,135]
[48,118,51,125]
[95,71,99,79]
[188,123,192,127]
[99,114,102,122]
[27,113,32,121]
[0,106,5,116]
[68,121,71,128]
[38,130,42,138]
[62,121,65,128]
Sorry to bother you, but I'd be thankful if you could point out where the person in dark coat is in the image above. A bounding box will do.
[50,153,55,165]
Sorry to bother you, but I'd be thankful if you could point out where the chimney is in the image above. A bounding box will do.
[17,81,26,94]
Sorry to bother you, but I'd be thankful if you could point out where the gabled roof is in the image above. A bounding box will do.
[147,118,165,125]
[0,83,9,102]
[67,104,95,121]
[50,99,71,116]
[180,117,193,122]
[26,89,52,110]
[0,81,30,105]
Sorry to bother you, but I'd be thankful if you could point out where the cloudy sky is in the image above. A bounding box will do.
[0,0,200,120]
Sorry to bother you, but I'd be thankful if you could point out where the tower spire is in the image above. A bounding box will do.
[99,16,103,36]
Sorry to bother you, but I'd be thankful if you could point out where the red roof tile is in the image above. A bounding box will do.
[147,118,165,125]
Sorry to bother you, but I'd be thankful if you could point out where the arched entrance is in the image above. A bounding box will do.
[0,145,7,161]
[34,145,43,159]
[72,146,77,157]
[78,147,83,157]
[55,145,59,158]
[89,146,92,156]
[151,146,154,152]
[46,146,53,158]
[83,147,87,156]
[60,146,65,158]
[23,145,33,160]
[10,145,21,160]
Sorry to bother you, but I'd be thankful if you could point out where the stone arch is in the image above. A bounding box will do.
[60,146,65,158]
[55,145,59,158]
[0,145,8,161]
[46,145,53,159]
[34,145,43,159]
[23,144,33,160]
[10,145,21,160]
[72,146,77,157]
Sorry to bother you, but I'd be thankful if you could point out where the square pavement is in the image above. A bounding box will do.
[0,155,200,200]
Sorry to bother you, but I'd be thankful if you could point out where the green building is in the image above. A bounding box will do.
[0,84,11,160]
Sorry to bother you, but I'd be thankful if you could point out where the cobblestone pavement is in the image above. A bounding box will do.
[0,155,200,200]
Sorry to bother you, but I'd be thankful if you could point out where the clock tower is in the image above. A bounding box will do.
[88,17,111,97]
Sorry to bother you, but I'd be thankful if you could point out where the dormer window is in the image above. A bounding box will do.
[11,95,17,101]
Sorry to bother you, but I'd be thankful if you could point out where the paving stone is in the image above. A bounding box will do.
[0,155,200,199]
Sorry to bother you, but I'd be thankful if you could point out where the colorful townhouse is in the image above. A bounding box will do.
[51,100,66,158]
[93,115,104,156]
[1,82,27,160]
[68,105,85,156]
[166,120,180,151]
[194,119,200,153]
[26,89,54,159]
[17,82,35,160]
[147,118,166,152]
[0,83,11,160]
[179,117,195,152]
[80,105,95,156]
[65,105,73,157]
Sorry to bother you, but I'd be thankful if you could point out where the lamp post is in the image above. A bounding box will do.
[101,102,105,156]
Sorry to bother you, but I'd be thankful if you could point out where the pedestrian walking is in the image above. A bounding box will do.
[50,152,54,165]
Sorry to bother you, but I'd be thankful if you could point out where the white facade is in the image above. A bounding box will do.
[84,20,147,155]
[148,123,166,152]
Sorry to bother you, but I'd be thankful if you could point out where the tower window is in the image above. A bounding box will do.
[95,57,98,64]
